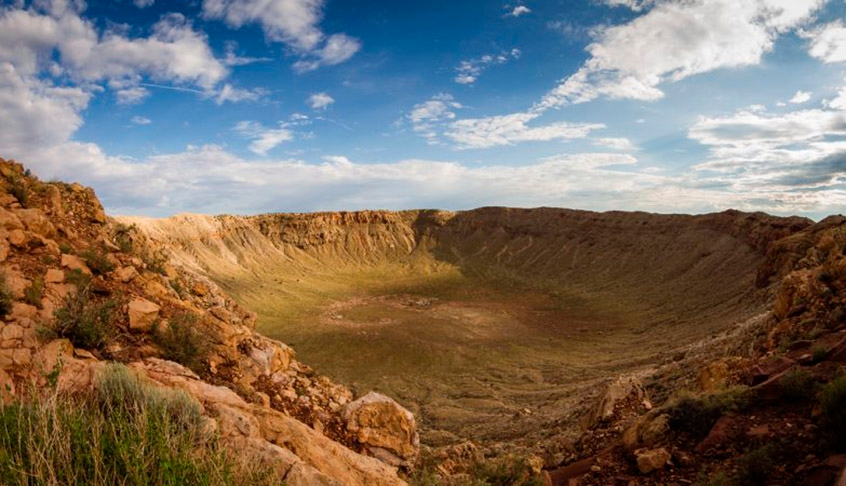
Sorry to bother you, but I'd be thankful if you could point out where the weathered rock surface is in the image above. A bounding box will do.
[344,392,420,467]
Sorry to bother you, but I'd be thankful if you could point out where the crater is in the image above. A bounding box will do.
[124,207,810,449]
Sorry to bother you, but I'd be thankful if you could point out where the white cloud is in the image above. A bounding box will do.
[536,0,826,111]
[803,20,846,63]
[131,115,151,125]
[688,106,846,196]
[133,0,154,8]
[602,0,653,12]
[207,84,266,104]
[406,94,463,145]
[222,41,272,66]
[447,112,605,149]
[292,33,361,73]
[235,121,295,156]
[454,49,521,85]
[202,0,360,71]
[789,90,812,104]
[507,5,531,17]
[593,137,636,151]
[115,86,150,104]
[308,92,335,110]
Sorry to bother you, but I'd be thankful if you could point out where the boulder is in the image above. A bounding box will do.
[61,254,92,275]
[587,376,647,428]
[635,448,670,474]
[15,209,56,238]
[114,266,139,283]
[344,391,420,467]
[128,298,160,332]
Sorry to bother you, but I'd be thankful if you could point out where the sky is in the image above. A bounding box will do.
[1,0,846,218]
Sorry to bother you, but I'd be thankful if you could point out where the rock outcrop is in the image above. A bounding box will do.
[0,158,416,485]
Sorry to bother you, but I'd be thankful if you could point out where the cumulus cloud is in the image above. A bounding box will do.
[234,121,296,156]
[688,106,846,199]
[789,90,812,104]
[803,20,846,63]
[535,0,826,111]
[405,94,464,145]
[593,137,636,151]
[454,49,521,85]
[202,0,361,71]
[507,5,531,17]
[131,115,151,125]
[447,112,605,149]
[308,92,334,110]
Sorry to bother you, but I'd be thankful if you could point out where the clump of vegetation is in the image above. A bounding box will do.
[819,375,846,451]
[811,345,829,364]
[81,246,115,275]
[736,443,778,486]
[0,272,13,318]
[694,470,735,486]
[408,452,544,486]
[113,223,136,253]
[58,243,73,254]
[52,282,117,350]
[666,387,752,440]
[7,176,28,207]
[780,368,817,402]
[23,277,44,309]
[467,455,545,486]
[153,313,210,373]
[0,364,283,485]
[142,247,168,275]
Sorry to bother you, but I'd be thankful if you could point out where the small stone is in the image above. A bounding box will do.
[590,465,602,473]
[636,448,671,474]
[61,254,92,275]
[128,298,160,332]
[8,229,26,248]
[114,266,139,283]
[45,268,64,283]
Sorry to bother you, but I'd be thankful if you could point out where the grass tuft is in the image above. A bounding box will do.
[819,375,846,451]
[0,364,283,485]
[52,283,117,350]
[153,313,211,374]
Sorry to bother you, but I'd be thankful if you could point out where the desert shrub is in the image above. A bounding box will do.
[81,247,115,275]
[667,387,752,440]
[466,455,545,486]
[113,223,136,253]
[23,277,43,309]
[736,444,777,486]
[154,313,210,373]
[65,268,92,287]
[780,368,817,402]
[0,272,12,318]
[52,284,117,350]
[0,364,283,486]
[819,375,846,451]
[7,176,28,207]
[811,345,829,363]
[694,470,736,486]
[58,243,72,254]
[142,247,168,275]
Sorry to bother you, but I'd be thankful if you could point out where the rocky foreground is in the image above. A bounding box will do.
[0,158,419,485]
[0,155,845,485]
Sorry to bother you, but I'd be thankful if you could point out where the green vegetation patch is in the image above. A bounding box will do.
[0,364,283,486]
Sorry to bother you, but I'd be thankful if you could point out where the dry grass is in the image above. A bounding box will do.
[0,364,284,486]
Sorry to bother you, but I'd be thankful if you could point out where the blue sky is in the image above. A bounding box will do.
[1,0,845,218]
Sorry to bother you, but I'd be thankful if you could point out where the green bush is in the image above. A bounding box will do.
[0,364,283,485]
[154,313,211,373]
[811,345,829,363]
[113,223,136,253]
[0,272,13,317]
[819,375,846,451]
[23,277,44,309]
[780,368,817,402]
[81,247,115,275]
[7,176,28,207]
[736,444,777,486]
[52,284,117,350]
[667,387,752,440]
[466,456,545,486]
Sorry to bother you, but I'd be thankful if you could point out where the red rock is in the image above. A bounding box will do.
[751,356,795,385]
[695,415,737,453]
